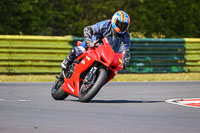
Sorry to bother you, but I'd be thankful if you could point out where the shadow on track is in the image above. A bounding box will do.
[91,100,163,103]
[67,99,163,104]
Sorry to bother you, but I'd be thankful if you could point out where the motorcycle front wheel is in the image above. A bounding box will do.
[79,67,108,102]
[51,78,69,100]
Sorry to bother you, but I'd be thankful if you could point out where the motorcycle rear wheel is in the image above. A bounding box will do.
[51,79,69,100]
[79,67,107,102]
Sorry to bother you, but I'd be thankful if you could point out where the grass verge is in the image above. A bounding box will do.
[0,73,200,82]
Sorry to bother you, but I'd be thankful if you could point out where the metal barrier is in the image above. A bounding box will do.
[184,38,200,72]
[0,35,200,74]
[0,35,73,74]
[125,38,185,73]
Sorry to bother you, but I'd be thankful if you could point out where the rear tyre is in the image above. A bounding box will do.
[79,67,107,102]
[51,79,69,100]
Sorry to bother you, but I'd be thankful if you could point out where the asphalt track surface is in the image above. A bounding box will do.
[0,82,200,133]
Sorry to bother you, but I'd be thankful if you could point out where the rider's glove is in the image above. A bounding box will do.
[86,41,95,47]
[123,50,130,64]
[85,38,95,47]
[122,50,130,70]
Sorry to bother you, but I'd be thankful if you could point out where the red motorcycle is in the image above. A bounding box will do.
[51,36,124,102]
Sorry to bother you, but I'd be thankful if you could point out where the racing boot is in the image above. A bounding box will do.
[60,47,84,70]
[60,48,77,70]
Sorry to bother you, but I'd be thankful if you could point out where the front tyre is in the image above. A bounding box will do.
[51,79,69,100]
[79,67,108,102]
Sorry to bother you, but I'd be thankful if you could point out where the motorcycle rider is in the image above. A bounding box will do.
[61,10,131,70]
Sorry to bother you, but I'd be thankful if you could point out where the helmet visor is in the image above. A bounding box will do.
[116,19,129,32]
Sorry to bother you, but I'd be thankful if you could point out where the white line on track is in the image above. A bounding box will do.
[0,99,31,102]
[17,99,31,102]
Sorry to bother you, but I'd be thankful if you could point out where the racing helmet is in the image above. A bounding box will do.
[111,10,130,35]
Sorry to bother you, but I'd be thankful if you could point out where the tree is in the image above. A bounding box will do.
[0,0,200,37]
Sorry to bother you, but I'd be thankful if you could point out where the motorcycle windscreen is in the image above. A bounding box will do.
[106,36,124,53]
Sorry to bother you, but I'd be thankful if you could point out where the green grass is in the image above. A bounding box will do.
[0,73,200,82]
[112,73,200,82]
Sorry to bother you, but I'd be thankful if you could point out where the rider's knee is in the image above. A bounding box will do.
[74,46,86,57]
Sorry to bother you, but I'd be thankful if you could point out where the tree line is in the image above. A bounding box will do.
[0,0,200,38]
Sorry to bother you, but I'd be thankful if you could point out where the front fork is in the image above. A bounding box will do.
[84,67,98,83]
[79,65,98,96]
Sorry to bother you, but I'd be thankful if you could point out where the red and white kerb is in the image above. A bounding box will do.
[165,98,200,108]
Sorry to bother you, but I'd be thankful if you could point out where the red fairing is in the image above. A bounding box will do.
[62,37,124,97]
[101,38,124,70]
[62,53,96,97]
